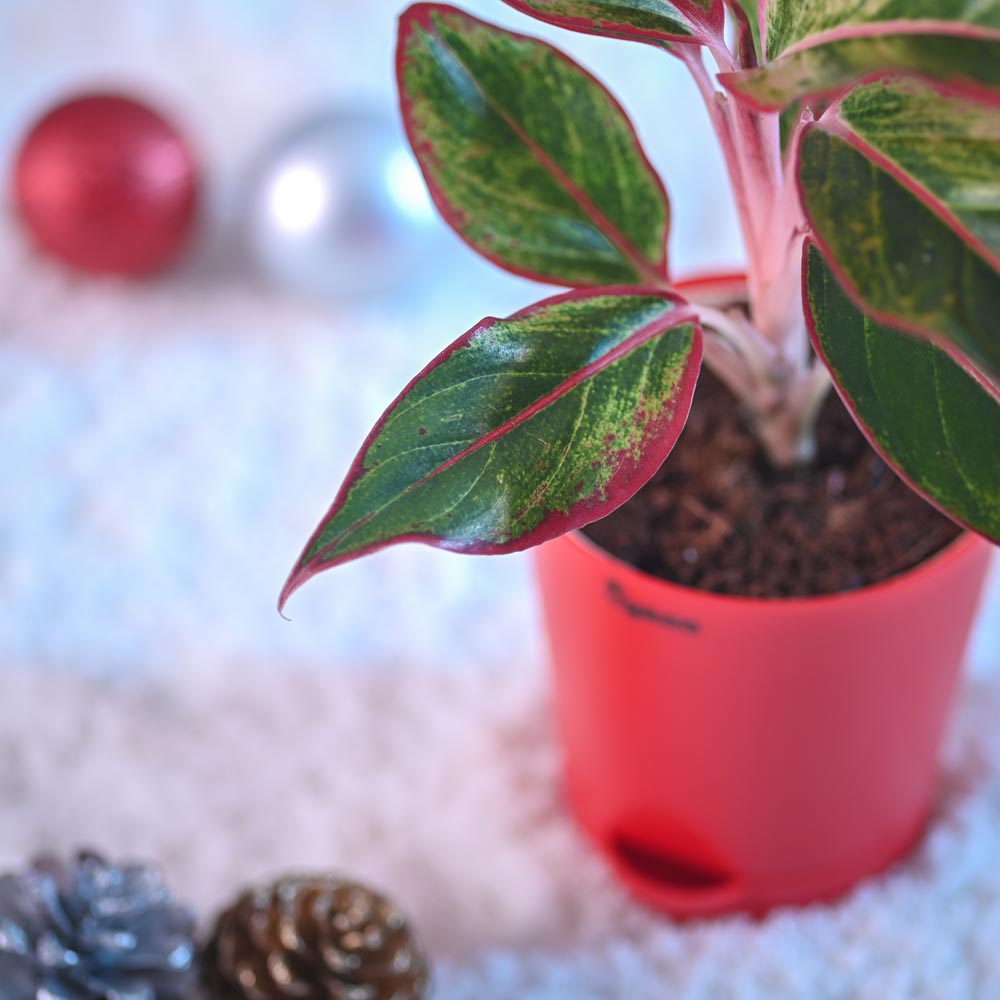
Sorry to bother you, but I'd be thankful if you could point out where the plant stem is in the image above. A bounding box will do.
[752,361,833,466]
[695,303,830,466]
[673,22,827,468]
[694,304,779,384]
[677,47,761,272]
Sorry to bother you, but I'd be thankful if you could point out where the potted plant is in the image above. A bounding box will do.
[280,1,1000,916]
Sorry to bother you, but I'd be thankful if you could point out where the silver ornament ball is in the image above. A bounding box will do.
[245,109,440,300]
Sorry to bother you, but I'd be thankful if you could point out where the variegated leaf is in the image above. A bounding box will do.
[722,0,1000,109]
[805,244,1000,544]
[796,78,1000,380]
[498,0,724,46]
[397,3,670,287]
[834,77,1000,257]
[764,0,1000,63]
[281,289,702,608]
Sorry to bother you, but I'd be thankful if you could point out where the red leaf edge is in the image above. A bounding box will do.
[279,285,702,613]
[674,0,726,37]
[721,23,1000,112]
[816,89,1000,271]
[498,0,725,46]
[782,19,1000,58]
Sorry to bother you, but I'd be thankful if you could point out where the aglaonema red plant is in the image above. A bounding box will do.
[281,0,1000,610]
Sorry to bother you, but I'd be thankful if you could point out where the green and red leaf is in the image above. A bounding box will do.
[722,1,1000,109]
[805,244,1000,544]
[832,78,1000,259]
[763,0,1000,64]
[497,0,724,46]
[280,288,702,609]
[795,78,1000,381]
[397,3,671,287]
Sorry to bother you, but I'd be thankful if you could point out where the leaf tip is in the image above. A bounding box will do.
[277,560,314,619]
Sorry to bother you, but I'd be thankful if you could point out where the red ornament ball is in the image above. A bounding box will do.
[14,93,199,276]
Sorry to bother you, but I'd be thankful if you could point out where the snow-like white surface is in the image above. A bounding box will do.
[3,2,1000,997]
[0,0,738,676]
[0,219,544,674]
[4,660,1000,999]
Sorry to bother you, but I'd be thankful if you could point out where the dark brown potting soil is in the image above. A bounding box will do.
[583,370,962,598]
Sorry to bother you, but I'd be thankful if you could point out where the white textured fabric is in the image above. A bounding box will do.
[3,659,1000,999]
[3,2,1000,997]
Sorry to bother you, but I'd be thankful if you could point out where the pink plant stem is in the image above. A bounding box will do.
[729,103,775,288]
[698,40,787,348]
[701,330,761,406]
[677,30,827,464]
[708,35,809,371]
[784,361,833,462]
[694,304,779,385]
[678,41,784,350]
[677,46,762,278]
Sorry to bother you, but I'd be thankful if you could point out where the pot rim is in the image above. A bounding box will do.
[564,525,989,610]
[566,518,989,611]
[674,269,748,300]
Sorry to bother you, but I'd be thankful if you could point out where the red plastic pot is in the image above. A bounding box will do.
[536,530,991,918]
[533,274,993,918]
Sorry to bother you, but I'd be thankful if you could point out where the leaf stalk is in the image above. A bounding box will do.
[676,14,825,467]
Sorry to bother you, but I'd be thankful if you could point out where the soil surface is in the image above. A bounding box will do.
[583,371,961,598]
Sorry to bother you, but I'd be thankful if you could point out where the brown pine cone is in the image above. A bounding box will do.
[204,875,430,1000]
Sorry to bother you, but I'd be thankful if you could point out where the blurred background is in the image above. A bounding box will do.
[0,0,743,674]
[3,2,999,997]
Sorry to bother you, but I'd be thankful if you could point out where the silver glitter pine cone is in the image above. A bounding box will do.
[0,850,198,1000]
[204,875,430,1000]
